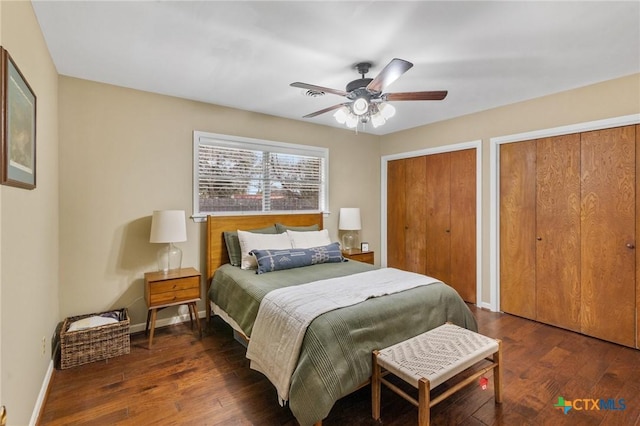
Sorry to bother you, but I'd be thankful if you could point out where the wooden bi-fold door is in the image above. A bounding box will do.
[500,140,537,320]
[387,156,428,275]
[535,134,581,332]
[387,149,476,304]
[448,149,476,304]
[424,153,451,283]
[500,125,637,348]
[580,126,636,347]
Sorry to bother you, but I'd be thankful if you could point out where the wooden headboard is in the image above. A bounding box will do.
[206,213,324,282]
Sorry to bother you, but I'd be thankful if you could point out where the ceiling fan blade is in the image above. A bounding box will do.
[290,82,348,97]
[384,91,448,101]
[303,103,348,118]
[366,58,413,93]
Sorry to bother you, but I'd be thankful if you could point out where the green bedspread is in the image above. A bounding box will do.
[210,261,377,337]
[209,262,477,426]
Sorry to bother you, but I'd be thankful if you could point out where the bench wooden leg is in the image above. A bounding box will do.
[494,339,503,403]
[372,351,381,420]
[418,378,430,426]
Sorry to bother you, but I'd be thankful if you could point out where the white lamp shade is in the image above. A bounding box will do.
[339,208,362,231]
[371,113,385,128]
[379,102,396,119]
[345,113,358,128]
[333,107,349,124]
[150,210,187,243]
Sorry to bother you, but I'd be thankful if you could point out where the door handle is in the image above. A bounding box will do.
[626,243,635,249]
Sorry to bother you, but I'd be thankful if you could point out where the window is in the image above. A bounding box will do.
[193,131,328,219]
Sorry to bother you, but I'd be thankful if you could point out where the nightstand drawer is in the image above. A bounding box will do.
[149,287,200,305]
[150,276,199,293]
[144,268,202,309]
[342,249,375,265]
[352,252,374,264]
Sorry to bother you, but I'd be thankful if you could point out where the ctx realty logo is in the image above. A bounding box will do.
[554,396,626,414]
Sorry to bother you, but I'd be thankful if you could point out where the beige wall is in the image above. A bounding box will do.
[380,73,640,304]
[58,77,381,327]
[0,1,59,424]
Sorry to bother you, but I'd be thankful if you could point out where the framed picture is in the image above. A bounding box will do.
[1,47,36,189]
[361,242,369,251]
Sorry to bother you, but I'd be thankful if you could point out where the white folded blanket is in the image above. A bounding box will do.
[245,267,441,403]
[67,316,118,332]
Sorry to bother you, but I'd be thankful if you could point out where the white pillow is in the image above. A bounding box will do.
[67,316,118,332]
[287,229,332,249]
[237,230,292,269]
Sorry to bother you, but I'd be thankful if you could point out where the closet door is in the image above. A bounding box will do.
[637,125,640,349]
[535,134,581,331]
[425,153,451,282]
[387,157,427,274]
[581,126,636,347]
[387,159,407,270]
[387,150,477,304]
[500,140,537,320]
[450,149,477,303]
[404,156,428,274]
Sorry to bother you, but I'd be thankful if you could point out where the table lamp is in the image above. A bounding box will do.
[339,207,361,251]
[150,210,187,273]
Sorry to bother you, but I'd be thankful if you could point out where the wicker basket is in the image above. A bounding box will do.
[60,308,130,369]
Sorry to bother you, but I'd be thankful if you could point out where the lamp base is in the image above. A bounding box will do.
[157,242,183,274]
[341,231,359,251]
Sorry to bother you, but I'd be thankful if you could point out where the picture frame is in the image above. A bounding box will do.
[1,47,36,189]
[361,242,369,251]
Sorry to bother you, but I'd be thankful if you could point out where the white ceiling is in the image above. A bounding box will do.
[32,1,640,135]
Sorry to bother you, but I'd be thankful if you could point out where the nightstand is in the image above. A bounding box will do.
[144,267,202,348]
[342,248,375,265]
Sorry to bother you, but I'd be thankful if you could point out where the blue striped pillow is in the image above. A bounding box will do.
[250,242,344,274]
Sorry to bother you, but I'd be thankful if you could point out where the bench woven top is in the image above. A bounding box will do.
[376,323,499,389]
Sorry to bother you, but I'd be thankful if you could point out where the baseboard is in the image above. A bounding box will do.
[478,301,495,311]
[30,360,54,426]
[129,309,206,334]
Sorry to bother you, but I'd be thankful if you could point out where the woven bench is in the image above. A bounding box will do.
[372,323,502,426]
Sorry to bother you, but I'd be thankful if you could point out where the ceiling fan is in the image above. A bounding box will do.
[291,58,447,128]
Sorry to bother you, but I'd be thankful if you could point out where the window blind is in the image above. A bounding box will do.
[193,132,328,217]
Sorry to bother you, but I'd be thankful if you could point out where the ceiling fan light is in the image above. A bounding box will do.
[371,113,385,128]
[345,113,358,128]
[333,107,349,124]
[352,97,369,116]
[379,103,396,119]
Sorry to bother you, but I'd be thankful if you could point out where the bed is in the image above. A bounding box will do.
[206,213,477,426]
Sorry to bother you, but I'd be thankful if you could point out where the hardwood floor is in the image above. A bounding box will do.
[39,305,640,425]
